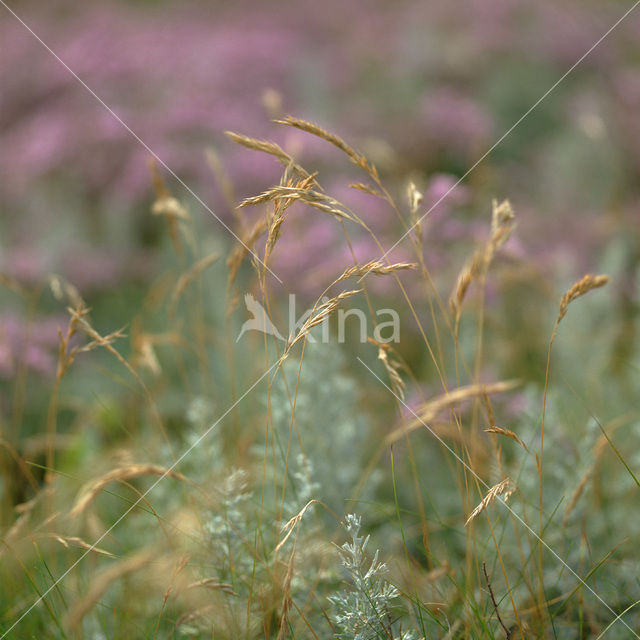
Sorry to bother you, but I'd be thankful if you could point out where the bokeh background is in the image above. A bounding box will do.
[2,0,640,404]
[4,3,640,637]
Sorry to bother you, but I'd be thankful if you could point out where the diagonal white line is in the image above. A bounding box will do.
[358,0,640,283]
[0,0,283,285]
[0,360,280,638]
[357,356,640,638]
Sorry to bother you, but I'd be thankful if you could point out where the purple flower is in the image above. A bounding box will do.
[0,312,65,378]
[419,88,493,156]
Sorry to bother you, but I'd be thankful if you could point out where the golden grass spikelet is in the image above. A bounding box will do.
[449,200,516,327]
[265,208,285,259]
[133,333,161,375]
[70,464,187,517]
[378,348,406,401]
[50,535,114,557]
[70,311,127,357]
[558,274,609,323]
[151,195,190,221]
[225,131,309,179]
[275,115,379,177]
[275,116,363,164]
[386,380,520,444]
[240,186,354,222]
[264,172,317,264]
[448,253,483,324]
[349,182,384,198]
[148,159,189,220]
[449,264,473,319]
[408,181,424,240]
[225,131,291,165]
[487,199,515,257]
[465,477,515,526]
[368,338,407,401]
[336,261,416,283]
[485,426,529,452]
[407,182,423,217]
[130,321,182,375]
[275,500,318,554]
[49,274,83,309]
[149,160,191,256]
[282,290,361,359]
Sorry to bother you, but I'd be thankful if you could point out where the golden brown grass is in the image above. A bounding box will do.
[465,477,515,526]
[484,426,529,452]
[3,113,629,640]
[70,464,187,518]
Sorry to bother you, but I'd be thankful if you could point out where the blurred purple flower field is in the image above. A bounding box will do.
[5,5,640,637]
[2,0,640,374]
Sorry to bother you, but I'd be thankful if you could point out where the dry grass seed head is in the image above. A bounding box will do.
[387,380,520,444]
[407,182,423,217]
[264,172,317,264]
[449,252,483,324]
[68,307,127,361]
[50,534,114,557]
[449,200,515,326]
[240,186,354,223]
[275,116,362,164]
[407,181,424,240]
[281,289,361,359]
[150,194,190,222]
[225,130,310,179]
[349,182,384,198]
[484,426,529,452]
[369,338,406,401]
[336,261,416,283]
[130,319,182,375]
[465,477,515,526]
[558,274,609,323]
[275,500,318,554]
[487,199,515,259]
[49,274,83,309]
[70,464,187,517]
[149,160,191,256]
[275,115,379,178]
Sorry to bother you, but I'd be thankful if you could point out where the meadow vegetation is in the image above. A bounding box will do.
[2,115,640,639]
